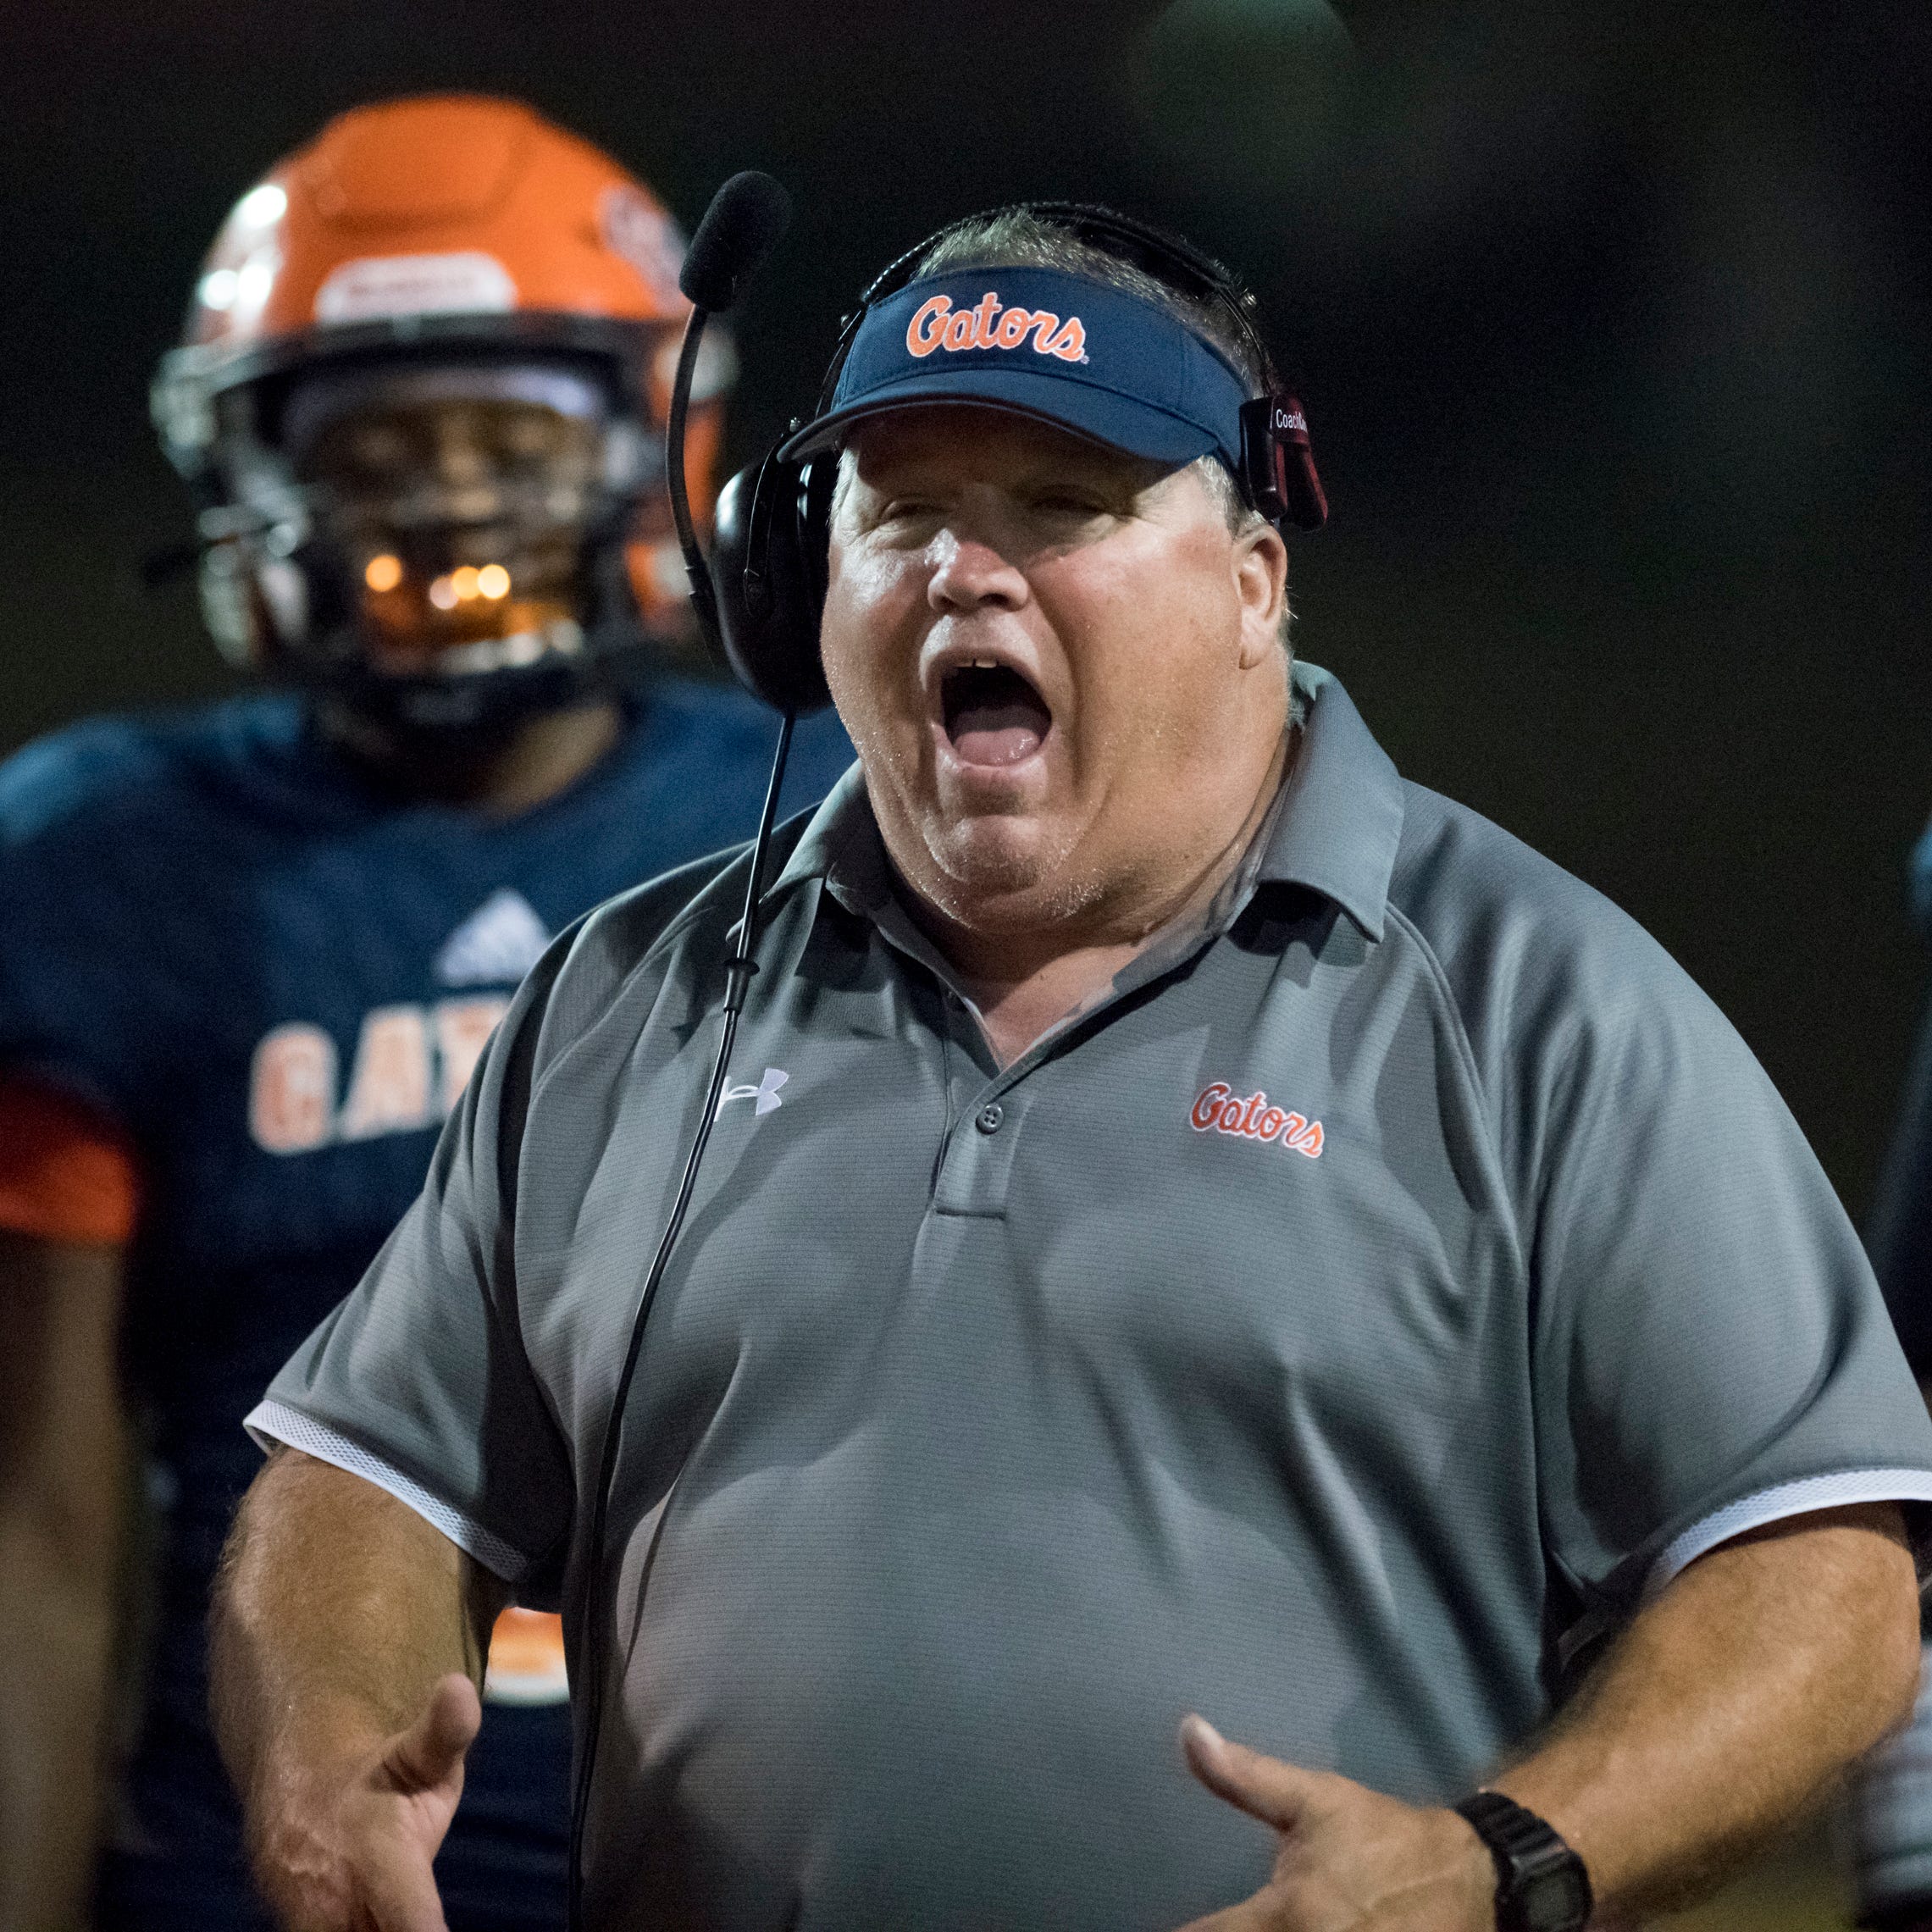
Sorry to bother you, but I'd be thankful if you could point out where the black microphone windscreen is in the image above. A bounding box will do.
[679,172,792,313]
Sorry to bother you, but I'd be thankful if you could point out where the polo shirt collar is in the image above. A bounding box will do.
[1256,662,1403,942]
[768,661,1404,944]
[768,761,888,914]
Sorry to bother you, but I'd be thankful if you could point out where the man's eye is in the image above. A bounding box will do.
[1032,493,1108,516]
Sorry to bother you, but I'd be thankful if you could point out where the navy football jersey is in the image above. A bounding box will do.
[0,680,854,1931]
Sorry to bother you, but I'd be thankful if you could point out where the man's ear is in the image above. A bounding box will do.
[1234,522,1289,670]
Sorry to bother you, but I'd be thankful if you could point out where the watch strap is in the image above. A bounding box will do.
[1452,1789,1592,1932]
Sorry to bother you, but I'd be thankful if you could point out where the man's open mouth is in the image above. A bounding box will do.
[940,661,1053,767]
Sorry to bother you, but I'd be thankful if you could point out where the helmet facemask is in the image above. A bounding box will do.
[201,355,671,731]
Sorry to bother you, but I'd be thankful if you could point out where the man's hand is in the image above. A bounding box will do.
[249,1670,480,1932]
[1172,1506,1918,1930]
[212,1453,509,1932]
[1174,1715,1495,1931]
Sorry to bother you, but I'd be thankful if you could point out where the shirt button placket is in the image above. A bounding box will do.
[933,1084,1027,1215]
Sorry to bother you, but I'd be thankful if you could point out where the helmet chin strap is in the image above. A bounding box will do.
[224,409,667,721]
[312,672,628,811]
[307,615,650,742]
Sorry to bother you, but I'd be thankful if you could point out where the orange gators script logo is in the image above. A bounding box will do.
[1190,1082,1325,1159]
[905,291,1089,364]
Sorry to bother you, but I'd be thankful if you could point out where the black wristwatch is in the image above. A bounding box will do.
[1451,1790,1592,1932]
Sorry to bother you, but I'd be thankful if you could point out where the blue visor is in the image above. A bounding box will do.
[777,265,1251,472]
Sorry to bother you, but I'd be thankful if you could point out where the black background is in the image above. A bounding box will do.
[4,0,1929,1211]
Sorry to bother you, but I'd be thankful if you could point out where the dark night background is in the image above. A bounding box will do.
[3,0,1929,1225]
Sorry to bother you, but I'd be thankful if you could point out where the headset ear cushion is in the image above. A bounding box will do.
[712,448,834,714]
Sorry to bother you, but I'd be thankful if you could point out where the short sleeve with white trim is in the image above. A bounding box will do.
[251,663,1932,1932]
[1394,775,1932,1618]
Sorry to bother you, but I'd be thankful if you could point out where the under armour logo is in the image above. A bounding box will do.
[717,1067,789,1119]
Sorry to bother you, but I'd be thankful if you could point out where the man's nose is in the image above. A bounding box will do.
[927,529,1029,613]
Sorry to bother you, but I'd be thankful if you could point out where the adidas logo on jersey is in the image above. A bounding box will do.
[435,889,551,988]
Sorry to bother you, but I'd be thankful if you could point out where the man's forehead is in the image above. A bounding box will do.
[843,405,1169,488]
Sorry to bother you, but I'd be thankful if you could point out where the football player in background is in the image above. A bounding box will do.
[0,95,851,1932]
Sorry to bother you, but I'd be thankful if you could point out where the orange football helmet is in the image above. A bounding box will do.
[152,95,728,728]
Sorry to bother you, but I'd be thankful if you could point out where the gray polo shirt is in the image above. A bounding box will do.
[252,662,1932,1931]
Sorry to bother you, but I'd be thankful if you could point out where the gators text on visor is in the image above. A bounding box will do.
[777,264,1325,534]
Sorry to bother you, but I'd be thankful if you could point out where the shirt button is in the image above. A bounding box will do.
[975,1102,1005,1135]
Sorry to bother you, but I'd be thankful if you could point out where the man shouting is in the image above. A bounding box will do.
[213,205,1932,1931]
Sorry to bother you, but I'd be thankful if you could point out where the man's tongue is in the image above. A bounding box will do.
[944,665,1050,767]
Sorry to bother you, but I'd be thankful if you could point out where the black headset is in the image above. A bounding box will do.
[707,199,1328,717]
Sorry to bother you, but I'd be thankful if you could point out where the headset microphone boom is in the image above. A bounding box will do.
[666,171,794,661]
[567,166,797,1932]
